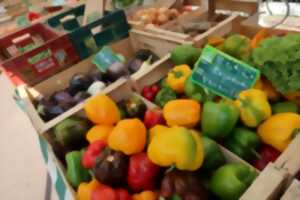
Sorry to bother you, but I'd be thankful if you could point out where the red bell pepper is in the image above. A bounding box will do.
[127,152,160,192]
[144,109,165,129]
[252,144,281,170]
[82,140,107,169]
[142,85,160,102]
[91,185,132,200]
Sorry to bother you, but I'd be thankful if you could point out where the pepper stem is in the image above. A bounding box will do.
[251,148,262,160]
[292,128,300,139]
[165,165,176,174]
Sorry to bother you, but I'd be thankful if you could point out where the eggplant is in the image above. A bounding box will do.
[37,98,64,121]
[127,58,143,74]
[73,91,91,103]
[106,62,128,81]
[51,90,76,110]
[88,69,103,82]
[69,73,93,96]
[135,49,159,62]
[124,95,147,119]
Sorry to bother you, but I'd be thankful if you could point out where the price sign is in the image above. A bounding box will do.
[191,45,260,99]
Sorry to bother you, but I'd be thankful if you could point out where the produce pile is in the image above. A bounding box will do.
[52,94,258,200]
[141,31,300,170]
[129,6,193,26]
[35,49,158,122]
[49,29,300,200]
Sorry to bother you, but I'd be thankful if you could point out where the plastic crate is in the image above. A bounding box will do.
[1,33,81,86]
[68,9,130,60]
[47,4,85,32]
[0,23,59,60]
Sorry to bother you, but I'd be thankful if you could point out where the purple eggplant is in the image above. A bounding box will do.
[68,73,93,96]
[37,98,64,121]
[73,91,91,103]
[51,90,76,110]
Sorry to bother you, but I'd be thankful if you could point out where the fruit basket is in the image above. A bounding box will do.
[132,14,300,199]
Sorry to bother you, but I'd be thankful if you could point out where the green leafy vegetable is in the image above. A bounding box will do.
[252,34,300,94]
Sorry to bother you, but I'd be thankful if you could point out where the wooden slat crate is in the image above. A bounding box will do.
[37,81,262,200]
[133,14,300,200]
[16,26,181,135]
[281,180,300,200]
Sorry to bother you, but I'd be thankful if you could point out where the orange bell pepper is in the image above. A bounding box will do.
[133,191,157,200]
[86,125,113,143]
[84,94,120,125]
[77,179,101,200]
[108,119,147,155]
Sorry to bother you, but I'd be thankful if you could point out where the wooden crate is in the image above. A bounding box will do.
[281,180,300,200]
[133,14,300,199]
[17,28,183,135]
[38,82,263,200]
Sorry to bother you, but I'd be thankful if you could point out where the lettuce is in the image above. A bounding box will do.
[252,34,300,94]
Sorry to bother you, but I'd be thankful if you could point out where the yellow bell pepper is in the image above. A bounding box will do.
[147,126,204,171]
[166,65,192,93]
[86,125,113,143]
[133,191,157,200]
[149,125,168,141]
[84,94,120,125]
[258,113,300,152]
[77,179,101,200]
[235,89,271,127]
[163,99,201,128]
[108,119,146,155]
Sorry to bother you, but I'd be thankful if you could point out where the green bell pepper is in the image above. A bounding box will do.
[184,76,215,102]
[202,136,226,172]
[66,150,91,188]
[225,127,261,161]
[155,87,177,107]
[202,101,239,139]
[272,101,299,114]
[210,163,257,200]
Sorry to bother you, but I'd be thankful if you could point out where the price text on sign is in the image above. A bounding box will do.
[191,45,260,99]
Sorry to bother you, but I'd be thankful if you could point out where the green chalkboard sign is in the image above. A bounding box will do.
[191,45,260,99]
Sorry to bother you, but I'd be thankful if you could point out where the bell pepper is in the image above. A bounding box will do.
[149,125,169,141]
[154,87,177,107]
[202,101,239,139]
[84,94,120,125]
[143,109,165,129]
[93,149,128,186]
[66,151,91,188]
[82,140,107,169]
[124,95,147,119]
[235,89,271,127]
[225,127,261,161]
[257,113,300,152]
[163,99,201,128]
[160,170,209,199]
[210,163,258,200]
[251,29,269,49]
[86,125,113,143]
[108,119,147,155]
[92,185,132,200]
[252,145,281,171]
[184,76,215,102]
[132,191,157,200]
[202,136,226,172]
[261,78,280,101]
[147,126,204,171]
[166,65,192,93]
[272,101,299,114]
[77,179,101,200]
[142,85,160,101]
[127,152,160,192]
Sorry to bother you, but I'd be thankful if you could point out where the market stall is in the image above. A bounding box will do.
[2,0,300,200]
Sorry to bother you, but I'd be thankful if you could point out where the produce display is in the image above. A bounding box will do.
[50,94,258,200]
[129,6,192,26]
[35,48,158,122]
[140,30,300,171]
